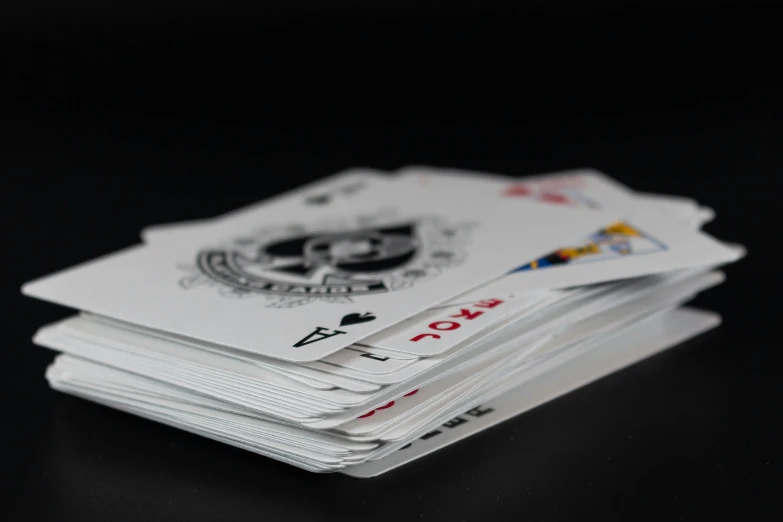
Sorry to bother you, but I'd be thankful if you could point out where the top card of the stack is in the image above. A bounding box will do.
[23,170,618,362]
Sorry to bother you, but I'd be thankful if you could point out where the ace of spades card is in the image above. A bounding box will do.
[23,176,618,362]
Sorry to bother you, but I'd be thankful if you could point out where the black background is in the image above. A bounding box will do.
[2,1,780,520]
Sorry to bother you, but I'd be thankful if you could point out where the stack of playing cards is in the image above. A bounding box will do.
[22,167,744,477]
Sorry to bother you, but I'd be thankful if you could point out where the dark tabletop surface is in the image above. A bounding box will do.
[2,2,780,520]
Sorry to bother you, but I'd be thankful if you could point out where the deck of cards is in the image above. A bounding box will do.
[22,166,744,477]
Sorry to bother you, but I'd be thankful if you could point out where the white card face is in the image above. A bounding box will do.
[451,212,742,302]
[352,293,552,357]
[141,168,392,244]
[398,166,713,221]
[138,167,730,317]
[23,174,616,362]
[341,306,721,478]
[399,166,637,209]
[633,193,698,219]
[394,168,743,300]
[141,167,701,243]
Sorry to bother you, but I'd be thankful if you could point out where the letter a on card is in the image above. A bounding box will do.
[293,327,347,348]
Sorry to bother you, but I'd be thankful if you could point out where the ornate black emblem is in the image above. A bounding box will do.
[179,214,472,307]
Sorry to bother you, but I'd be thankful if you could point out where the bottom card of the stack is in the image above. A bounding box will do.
[45,306,719,477]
